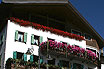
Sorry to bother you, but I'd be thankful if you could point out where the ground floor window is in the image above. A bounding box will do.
[73,63,84,69]
[17,52,24,59]
[48,58,55,65]
[13,51,39,62]
[59,60,69,68]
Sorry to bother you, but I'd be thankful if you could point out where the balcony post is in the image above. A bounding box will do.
[47,40,49,69]
[38,43,40,69]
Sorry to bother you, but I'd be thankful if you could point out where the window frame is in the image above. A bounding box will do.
[31,34,40,46]
[15,30,27,44]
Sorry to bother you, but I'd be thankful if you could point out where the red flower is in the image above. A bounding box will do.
[10,17,85,41]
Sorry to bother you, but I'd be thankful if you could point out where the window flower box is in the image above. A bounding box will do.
[10,17,84,41]
[40,40,98,63]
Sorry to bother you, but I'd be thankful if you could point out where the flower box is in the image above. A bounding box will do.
[10,17,84,41]
[40,40,98,62]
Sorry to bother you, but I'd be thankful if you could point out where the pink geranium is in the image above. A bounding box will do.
[40,40,97,61]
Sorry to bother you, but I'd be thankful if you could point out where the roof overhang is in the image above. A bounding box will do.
[66,2,104,48]
[2,0,68,4]
[0,1,104,48]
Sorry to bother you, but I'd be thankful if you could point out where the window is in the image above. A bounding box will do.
[31,34,40,45]
[13,51,24,60]
[59,60,69,67]
[30,55,39,62]
[73,63,84,69]
[31,34,43,45]
[13,51,39,62]
[48,58,55,65]
[15,30,27,43]
[71,29,81,36]
[17,52,24,59]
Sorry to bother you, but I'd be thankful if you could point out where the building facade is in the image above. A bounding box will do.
[0,0,104,69]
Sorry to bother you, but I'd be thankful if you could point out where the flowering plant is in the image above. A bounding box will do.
[10,17,84,41]
[86,49,97,60]
[40,41,98,62]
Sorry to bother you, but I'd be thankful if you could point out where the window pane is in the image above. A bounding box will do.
[31,35,39,46]
[18,33,23,42]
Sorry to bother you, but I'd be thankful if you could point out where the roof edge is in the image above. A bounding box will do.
[67,1,104,43]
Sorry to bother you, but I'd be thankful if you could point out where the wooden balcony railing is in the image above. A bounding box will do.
[86,39,99,50]
[40,40,99,65]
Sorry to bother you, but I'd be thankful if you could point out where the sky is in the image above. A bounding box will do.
[69,0,104,39]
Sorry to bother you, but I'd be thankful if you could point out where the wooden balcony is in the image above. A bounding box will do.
[40,40,99,65]
[41,49,99,66]
[86,39,99,50]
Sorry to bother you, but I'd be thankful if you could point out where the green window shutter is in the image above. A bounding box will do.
[40,59,43,64]
[15,30,18,41]
[81,65,84,69]
[39,36,43,44]
[13,51,17,59]
[71,64,73,69]
[24,33,27,43]
[24,54,27,61]
[30,55,33,62]
[59,60,63,67]
[31,34,34,44]
[73,63,76,69]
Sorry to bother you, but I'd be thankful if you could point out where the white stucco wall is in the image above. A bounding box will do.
[5,20,86,61]
[5,20,99,69]
[101,64,104,69]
